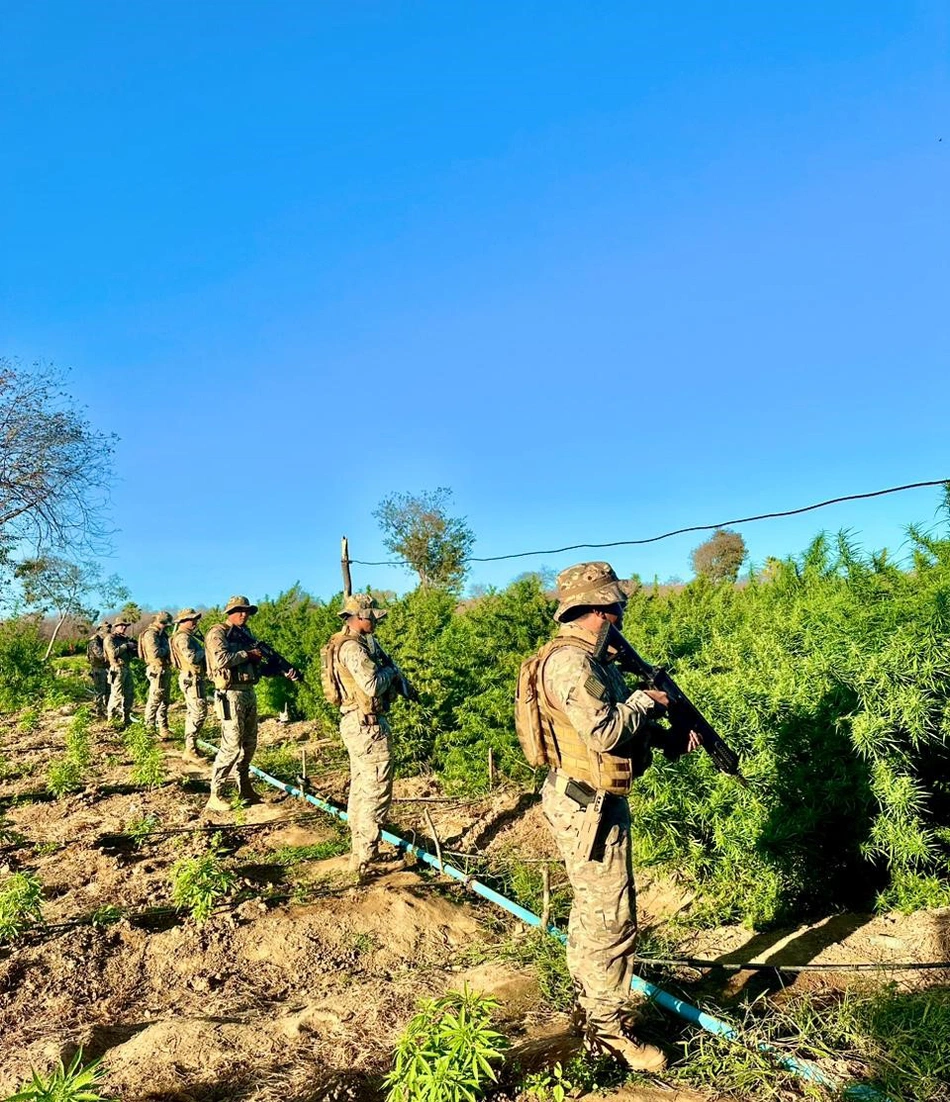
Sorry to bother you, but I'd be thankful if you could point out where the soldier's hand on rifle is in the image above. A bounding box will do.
[686,730,703,752]
[247,648,263,662]
[284,667,301,682]
[643,689,670,712]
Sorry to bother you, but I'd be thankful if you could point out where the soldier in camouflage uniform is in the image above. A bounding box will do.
[170,608,207,762]
[86,620,111,718]
[325,595,414,879]
[104,617,137,727]
[139,612,173,738]
[204,595,300,812]
[534,562,699,1072]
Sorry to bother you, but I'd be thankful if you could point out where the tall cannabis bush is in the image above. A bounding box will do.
[0,618,54,711]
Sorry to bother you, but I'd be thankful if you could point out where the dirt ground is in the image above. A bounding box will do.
[1,705,948,1101]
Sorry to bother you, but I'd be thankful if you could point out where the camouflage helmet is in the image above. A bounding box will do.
[338,594,388,621]
[174,607,202,624]
[224,595,258,615]
[554,561,627,623]
[153,611,173,626]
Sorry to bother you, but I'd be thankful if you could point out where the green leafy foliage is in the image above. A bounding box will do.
[171,833,235,924]
[385,987,509,1102]
[125,726,167,789]
[46,759,82,799]
[0,870,43,943]
[4,1048,116,1102]
[126,814,159,847]
[46,706,94,797]
[0,618,54,711]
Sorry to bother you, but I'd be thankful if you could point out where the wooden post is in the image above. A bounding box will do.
[301,749,307,783]
[424,808,444,874]
[487,748,495,788]
[540,866,551,932]
[341,536,352,598]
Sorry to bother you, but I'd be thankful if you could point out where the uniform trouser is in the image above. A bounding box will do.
[89,667,109,717]
[210,688,257,793]
[178,672,208,749]
[107,665,134,724]
[144,666,171,730]
[541,779,638,1036]
[340,710,393,865]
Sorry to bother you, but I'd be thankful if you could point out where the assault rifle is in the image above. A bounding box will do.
[593,621,746,785]
[232,626,303,682]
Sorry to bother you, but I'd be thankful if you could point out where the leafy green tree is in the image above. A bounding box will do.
[690,527,747,582]
[14,556,128,659]
[373,487,475,590]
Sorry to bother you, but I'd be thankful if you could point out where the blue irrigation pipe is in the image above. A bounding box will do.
[196,740,882,1100]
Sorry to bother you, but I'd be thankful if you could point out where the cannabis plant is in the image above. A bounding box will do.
[170,833,235,924]
[385,987,509,1102]
[0,870,43,943]
[6,1048,116,1102]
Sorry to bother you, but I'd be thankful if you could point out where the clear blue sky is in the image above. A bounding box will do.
[2,2,947,608]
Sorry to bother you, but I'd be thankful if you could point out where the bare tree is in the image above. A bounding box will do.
[690,528,747,583]
[373,487,475,590]
[15,556,129,660]
[0,359,117,555]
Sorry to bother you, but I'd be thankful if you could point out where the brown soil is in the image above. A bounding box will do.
[1,706,947,1101]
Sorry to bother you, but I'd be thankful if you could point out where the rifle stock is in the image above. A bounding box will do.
[594,621,746,784]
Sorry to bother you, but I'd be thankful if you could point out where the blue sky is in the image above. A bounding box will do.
[1,2,947,607]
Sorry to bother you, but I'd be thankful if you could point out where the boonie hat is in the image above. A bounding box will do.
[174,608,202,624]
[113,617,133,627]
[225,595,258,615]
[338,594,388,621]
[554,562,627,623]
[153,611,173,625]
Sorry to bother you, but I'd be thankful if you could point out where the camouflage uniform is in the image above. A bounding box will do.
[535,562,667,1071]
[104,621,137,726]
[140,613,173,735]
[170,608,208,756]
[87,621,111,718]
[330,596,407,874]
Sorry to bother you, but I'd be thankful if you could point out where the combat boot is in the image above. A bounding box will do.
[237,779,263,805]
[158,727,174,742]
[585,1028,667,1072]
[205,790,231,813]
[183,746,204,764]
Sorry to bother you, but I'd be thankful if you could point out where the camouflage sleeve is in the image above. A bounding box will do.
[104,635,118,665]
[339,638,397,698]
[542,646,656,754]
[206,625,250,671]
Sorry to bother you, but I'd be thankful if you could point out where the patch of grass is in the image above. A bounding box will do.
[171,832,236,924]
[0,870,43,943]
[519,1053,624,1100]
[270,837,349,865]
[384,986,509,1102]
[466,925,573,1011]
[5,1048,117,1102]
[18,708,40,734]
[253,742,302,780]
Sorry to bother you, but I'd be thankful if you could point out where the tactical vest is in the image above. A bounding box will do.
[207,624,260,690]
[323,630,387,715]
[535,634,638,796]
[171,630,205,676]
[86,634,107,668]
[138,626,170,668]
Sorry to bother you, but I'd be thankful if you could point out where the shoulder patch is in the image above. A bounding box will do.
[584,671,608,700]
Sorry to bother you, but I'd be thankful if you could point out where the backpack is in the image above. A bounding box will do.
[514,651,555,769]
[320,632,346,707]
[87,634,106,666]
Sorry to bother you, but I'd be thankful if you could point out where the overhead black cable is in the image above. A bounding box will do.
[351,478,949,567]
